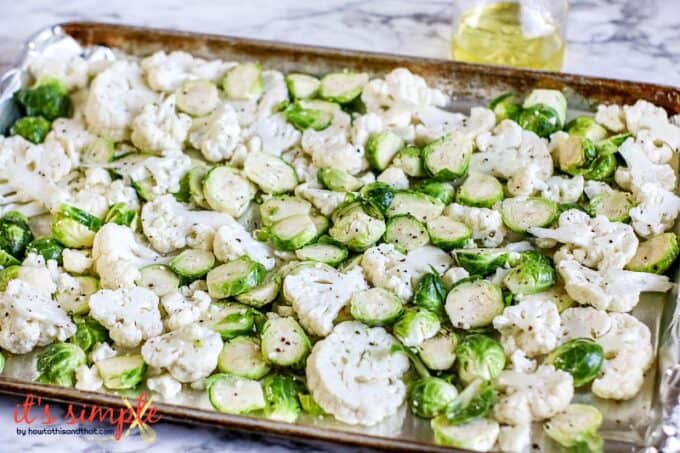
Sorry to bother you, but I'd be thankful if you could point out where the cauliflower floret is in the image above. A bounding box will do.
[351,113,385,147]
[377,167,409,190]
[559,307,612,342]
[85,60,157,141]
[445,203,506,247]
[131,95,191,155]
[310,140,368,176]
[494,364,573,426]
[0,280,76,354]
[493,299,561,357]
[141,324,222,383]
[118,153,192,201]
[90,342,118,363]
[637,129,674,164]
[540,175,584,204]
[17,253,59,297]
[62,249,93,274]
[583,180,612,199]
[74,365,103,391]
[624,100,680,150]
[414,106,466,142]
[89,286,162,348]
[361,68,448,113]
[47,117,95,161]
[188,103,242,162]
[629,182,680,238]
[283,263,368,337]
[146,374,182,399]
[528,209,638,271]
[28,37,88,91]
[256,70,289,118]
[616,138,676,193]
[141,51,232,91]
[517,285,574,313]
[497,424,531,453]
[361,244,452,301]
[595,104,625,132]
[212,221,275,270]
[161,283,212,331]
[557,259,672,312]
[294,182,347,216]
[247,113,300,157]
[305,321,410,426]
[505,164,548,197]
[68,167,140,217]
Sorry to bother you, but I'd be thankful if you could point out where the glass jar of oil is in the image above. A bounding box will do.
[450,0,567,71]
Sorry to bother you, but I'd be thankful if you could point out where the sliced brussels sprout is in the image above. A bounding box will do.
[36,343,87,387]
[259,195,312,227]
[366,131,404,171]
[546,338,604,387]
[222,62,264,100]
[393,308,441,347]
[51,204,102,249]
[587,190,634,222]
[318,72,368,104]
[268,214,320,251]
[0,250,19,267]
[503,251,556,295]
[14,79,71,120]
[10,116,51,144]
[0,351,4,374]
[408,376,458,419]
[445,379,496,425]
[0,211,33,258]
[261,373,302,423]
[360,182,395,213]
[203,166,257,217]
[169,249,215,280]
[261,316,311,367]
[350,287,404,326]
[218,336,270,380]
[176,79,219,117]
[626,233,680,274]
[544,404,603,450]
[392,146,424,177]
[523,88,567,127]
[566,116,608,141]
[426,216,471,251]
[414,181,455,205]
[446,280,504,330]
[555,136,617,181]
[284,101,333,131]
[71,316,109,354]
[22,238,57,265]
[489,92,522,122]
[413,271,447,314]
[298,393,327,416]
[329,202,385,252]
[0,265,20,291]
[384,214,429,252]
[211,305,257,340]
[185,165,210,209]
[206,256,267,298]
[454,248,512,275]
[137,264,180,297]
[82,137,115,165]
[385,191,444,223]
[594,132,631,155]
[285,73,320,99]
[295,243,348,267]
[207,373,266,414]
[422,132,473,181]
[455,334,506,385]
[317,167,362,192]
[236,271,282,308]
[456,172,504,208]
[96,354,147,390]
[517,104,560,138]
[418,331,458,371]
[431,416,500,450]
[501,197,558,233]
[104,202,139,229]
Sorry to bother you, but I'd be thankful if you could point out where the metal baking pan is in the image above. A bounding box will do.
[1,21,680,452]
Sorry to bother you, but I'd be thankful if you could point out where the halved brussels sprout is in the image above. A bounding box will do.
[350,287,404,326]
[384,214,429,252]
[244,151,298,194]
[360,182,395,213]
[285,73,320,100]
[203,166,257,217]
[455,334,506,385]
[426,216,471,251]
[0,250,19,267]
[82,137,115,165]
[517,104,560,137]
[71,316,110,354]
[423,132,473,181]
[218,336,270,380]
[393,308,441,347]
[419,331,458,371]
[545,338,604,387]
[0,211,33,258]
[503,251,556,295]
[261,316,311,367]
[523,89,567,127]
[259,196,312,227]
[137,264,180,297]
[626,233,679,274]
[222,62,264,100]
[385,191,444,223]
[10,116,51,144]
[211,305,257,340]
[96,354,147,390]
[207,373,265,414]
[445,379,496,425]
[457,172,504,208]
[329,202,385,252]
[176,79,219,117]
[501,197,558,233]
[392,146,424,177]
[414,181,455,205]
[446,280,504,330]
[489,92,521,122]
[317,167,362,192]
[544,404,603,451]
[52,204,102,248]
[318,72,368,104]
[262,373,302,423]
[595,132,631,155]
[26,237,64,264]
[566,116,608,141]
[206,256,266,298]
[0,265,20,291]
[408,377,458,419]
[431,416,500,450]
[236,271,282,308]
[586,190,634,222]
[268,214,321,251]
[169,248,215,280]
[36,342,87,387]
[366,131,404,171]
[555,136,617,181]
[295,243,348,267]
[454,248,512,275]
[298,393,327,416]
[104,202,139,229]
[14,79,71,120]
[413,271,447,314]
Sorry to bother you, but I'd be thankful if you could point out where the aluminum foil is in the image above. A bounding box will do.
[1,23,679,452]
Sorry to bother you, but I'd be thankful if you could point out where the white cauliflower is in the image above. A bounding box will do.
[583,180,612,199]
[361,68,448,113]
[445,203,506,247]
[247,113,300,157]
[377,167,409,190]
[89,286,163,348]
[68,167,139,217]
[141,324,222,383]
[85,60,157,141]
[506,164,548,197]
[361,244,452,301]
[123,154,192,200]
[637,129,674,164]
[528,209,638,271]
[256,70,289,118]
[493,364,574,426]
[294,183,347,216]
[28,37,88,91]
[131,95,192,155]
[62,249,93,274]
[629,182,680,238]
[212,222,275,270]
[146,374,182,399]
[141,51,232,92]
[351,112,385,147]
[161,282,212,331]
[74,365,103,392]
[497,424,531,453]
[595,104,625,132]
[557,259,672,312]
[188,103,242,162]
[305,321,410,425]
[283,263,368,336]
[47,117,95,160]
[0,280,76,354]
[517,285,575,313]
[90,342,117,363]
[17,253,59,297]
[311,140,368,176]
[540,175,584,204]
[559,306,613,342]
[616,138,676,193]
[624,99,680,150]
[493,299,561,357]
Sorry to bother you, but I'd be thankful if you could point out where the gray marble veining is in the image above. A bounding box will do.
[0,0,679,452]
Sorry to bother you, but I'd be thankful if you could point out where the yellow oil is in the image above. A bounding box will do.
[451,2,565,71]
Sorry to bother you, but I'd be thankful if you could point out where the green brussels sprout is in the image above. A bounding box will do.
[0,351,5,374]
[261,316,311,367]
[392,145,424,177]
[366,131,404,171]
[422,132,473,181]
[413,181,455,205]
[104,203,139,229]
[545,338,604,387]
[517,104,560,138]
[503,251,556,296]
[0,211,33,258]
[544,404,603,451]
[0,250,19,267]
[211,306,257,340]
[96,354,147,390]
[25,237,64,264]
[455,334,506,385]
[207,373,266,414]
[454,248,512,275]
[284,102,332,131]
[587,190,634,222]
[413,270,447,313]
[419,332,458,371]
[217,336,270,379]
[555,136,617,181]
[36,342,87,387]
[14,80,71,120]
[393,308,441,347]
[298,393,327,416]
[594,132,631,155]
[565,116,608,142]
[626,233,680,274]
[262,373,302,423]
[489,92,521,122]
[207,257,266,299]
[317,167,362,192]
[10,116,51,144]
[431,416,500,450]
[408,377,458,419]
[0,265,20,291]
[445,379,496,425]
[51,204,102,248]
[360,182,395,213]
[71,316,110,353]
[329,201,385,252]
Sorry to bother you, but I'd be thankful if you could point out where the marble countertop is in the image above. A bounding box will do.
[0,0,679,452]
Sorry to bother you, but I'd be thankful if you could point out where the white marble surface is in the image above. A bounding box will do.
[0,0,679,452]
